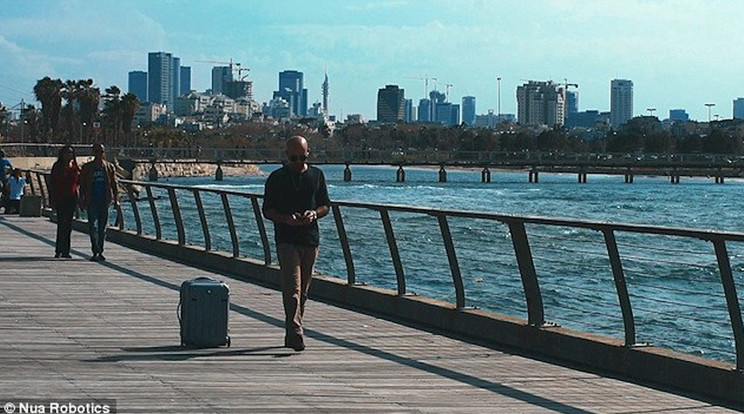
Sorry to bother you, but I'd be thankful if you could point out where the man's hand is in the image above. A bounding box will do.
[301,210,317,225]
[285,213,303,226]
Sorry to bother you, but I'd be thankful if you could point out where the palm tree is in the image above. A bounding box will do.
[102,86,122,147]
[120,93,140,147]
[21,105,40,143]
[61,79,80,143]
[33,77,63,142]
[77,79,100,144]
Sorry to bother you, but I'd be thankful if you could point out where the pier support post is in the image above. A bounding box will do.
[671,169,679,184]
[343,164,352,182]
[529,168,539,183]
[481,167,491,183]
[396,166,405,182]
[716,168,724,184]
[578,169,587,184]
[625,168,634,184]
[148,161,158,182]
[438,165,447,183]
[215,162,224,181]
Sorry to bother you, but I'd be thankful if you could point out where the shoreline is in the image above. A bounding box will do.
[8,156,264,179]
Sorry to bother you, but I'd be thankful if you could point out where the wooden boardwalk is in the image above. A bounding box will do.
[0,216,738,413]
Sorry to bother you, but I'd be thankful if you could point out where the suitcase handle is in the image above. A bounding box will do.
[192,276,216,282]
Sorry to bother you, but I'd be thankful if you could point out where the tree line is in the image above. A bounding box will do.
[1,77,140,146]
[331,116,744,155]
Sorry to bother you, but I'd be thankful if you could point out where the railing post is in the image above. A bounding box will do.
[36,172,48,208]
[332,204,357,285]
[114,201,124,230]
[250,196,271,265]
[193,190,211,251]
[602,229,636,346]
[379,209,406,296]
[25,170,35,195]
[712,239,744,370]
[437,214,466,309]
[145,186,162,240]
[167,188,186,246]
[507,221,545,326]
[221,193,240,258]
[125,184,142,235]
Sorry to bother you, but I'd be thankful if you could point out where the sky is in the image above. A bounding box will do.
[2,0,744,122]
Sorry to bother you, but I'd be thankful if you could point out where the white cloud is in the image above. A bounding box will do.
[346,1,409,11]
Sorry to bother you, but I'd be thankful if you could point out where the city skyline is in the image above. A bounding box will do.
[2,1,744,122]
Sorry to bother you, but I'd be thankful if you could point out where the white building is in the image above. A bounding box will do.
[610,79,633,128]
[516,81,565,127]
[134,102,167,125]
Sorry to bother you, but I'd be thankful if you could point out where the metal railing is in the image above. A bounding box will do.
[24,169,744,370]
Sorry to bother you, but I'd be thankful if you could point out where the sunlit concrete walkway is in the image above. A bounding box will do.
[0,215,737,413]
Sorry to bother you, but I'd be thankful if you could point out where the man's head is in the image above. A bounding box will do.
[92,143,105,160]
[285,136,309,172]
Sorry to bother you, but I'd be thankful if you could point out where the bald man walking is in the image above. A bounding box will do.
[263,136,331,351]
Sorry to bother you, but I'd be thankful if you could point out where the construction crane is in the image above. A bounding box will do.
[444,83,453,101]
[562,78,578,110]
[563,78,578,91]
[196,58,243,78]
[405,75,438,98]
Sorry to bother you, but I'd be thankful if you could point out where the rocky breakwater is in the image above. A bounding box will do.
[128,162,262,180]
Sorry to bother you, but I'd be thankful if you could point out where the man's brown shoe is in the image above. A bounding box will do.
[285,334,305,352]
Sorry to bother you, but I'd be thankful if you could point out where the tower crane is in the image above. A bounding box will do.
[562,78,578,109]
[196,58,243,78]
[444,83,453,101]
[405,75,438,98]
[563,78,578,92]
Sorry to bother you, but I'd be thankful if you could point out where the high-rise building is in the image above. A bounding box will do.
[404,99,414,123]
[171,57,181,103]
[224,80,253,100]
[322,71,329,114]
[462,96,476,125]
[211,66,232,95]
[180,66,191,96]
[733,98,744,119]
[516,81,565,126]
[273,70,308,117]
[433,102,461,126]
[418,98,431,122]
[566,91,578,114]
[128,71,148,102]
[451,104,460,126]
[429,90,446,104]
[610,79,633,128]
[435,102,452,125]
[376,85,405,123]
[148,52,179,106]
[669,109,689,122]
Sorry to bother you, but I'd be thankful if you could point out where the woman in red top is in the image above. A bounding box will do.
[50,145,80,258]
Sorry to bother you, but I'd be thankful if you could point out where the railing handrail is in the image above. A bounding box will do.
[108,177,744,243]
